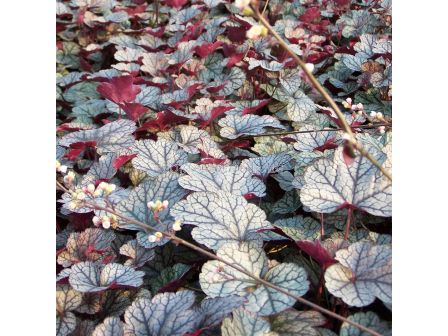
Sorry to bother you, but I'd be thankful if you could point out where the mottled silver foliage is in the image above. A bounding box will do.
[178,163,266,197]
[247,58,284,71]
[117,172,187,232]
[56,285,83,336]
[132,139,188,177]
[92,317,124,336]
[300,147,392,217]
[56,311,77,336]
[124,290,201,336]
[218,114,284,139]
[325,241,392,307]
[200,242,309,315]
[171,192,272,250]
[120,239,155,268]
[270,309,326,336]
[221,308,271,336]
[149,263,190,294]
[340,312,391,336]
[240,153,292,179]
[84,152,118,181]
[69,262,145,293]
[274,216,321,241]
[200,241,269,297]
[246,262,310,316]
[198,296,246,327]
[57,228,116,267]
[59,119,137,154]
[290,125,337,152]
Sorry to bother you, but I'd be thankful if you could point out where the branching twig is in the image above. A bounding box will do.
[251,7,392,182]
[77,198,382,336]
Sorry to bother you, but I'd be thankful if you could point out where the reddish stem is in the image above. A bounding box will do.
[320,213,325,238]
[344,208,352,240]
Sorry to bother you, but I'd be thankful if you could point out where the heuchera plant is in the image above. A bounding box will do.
[56,0,392,335]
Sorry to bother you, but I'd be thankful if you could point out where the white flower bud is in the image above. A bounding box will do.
[162,200,169,209]
[155,232,163,239]
[246,25,268,39]
[87,184,95,194]
[346,98,352,105]
[147,201,155,209]
[59,165,68,174]
[103,183,116,195]
[378,126,386,134]
[98,182,108,190]
[102,216,111,229]
[173,219,182,231]
[305,63,314,73]
[234,0,250,10]
[370,111,377,118]
[92,216,102,226]
[356,103,364,110]
[148,235,157,242]
[376,112,383,119]
[357,110,363,116]
[350,104,358,111]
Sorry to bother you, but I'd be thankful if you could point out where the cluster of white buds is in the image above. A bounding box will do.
[234,0,253,15]
[246,24,268,39]
[92,214,118,229]
[82,182,117,198]
[378,126,386,134]
[68,188,87,209]
[147,200,169,220]
[56,160,68,174]
[369,111,384,121]
[342,98,364,115]
[172,219,182,232]
[63,171,76,185]
[148,231,164,243]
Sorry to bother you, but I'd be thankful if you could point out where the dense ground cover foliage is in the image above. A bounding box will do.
[56,0,392,335]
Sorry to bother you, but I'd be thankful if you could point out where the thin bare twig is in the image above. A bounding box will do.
[80,200,382,336]
[251,8,392,182]
[245,123,391,138]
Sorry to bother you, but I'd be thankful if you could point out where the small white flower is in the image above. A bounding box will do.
[155,232,163,239]
[87,184,96,194]
[173,219,182,231]
[59,165,68,174]
[148,235,157,242]
[376,112,383,119]
[246,25,268,39]
[102,216,111,229]
[98,182,108,190]
[378,126,386,134]
[64,171,76,184]
[147,201,155,209]
[234,0,250,10]
[346,98,352,105]
[356,103,364,110]
[304,63,314,73]
[103,183,116,195]
[370,111,378,118]
[92,216,102,226]
[162,200,169,209]
[350,104,358,111]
